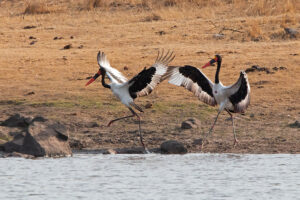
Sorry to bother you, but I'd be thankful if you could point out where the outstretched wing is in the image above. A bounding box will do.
[128,50,175,99]
[168,65,217,106]
[225,71,250,113]
[97,51,127,83]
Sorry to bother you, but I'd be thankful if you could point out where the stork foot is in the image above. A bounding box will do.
[233,139,239,148]
[107,121,113,127]
[200,138,209,151]
[144,147,150,154]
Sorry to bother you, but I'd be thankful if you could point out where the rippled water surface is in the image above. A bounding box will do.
[1,153,300,200]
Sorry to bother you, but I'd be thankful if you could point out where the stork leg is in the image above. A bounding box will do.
[225,109,238,147]
[202,110,222,149]
[107,107,147,152]
[107,110,135,127]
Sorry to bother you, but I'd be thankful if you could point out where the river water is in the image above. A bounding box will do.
[0,153,299,200]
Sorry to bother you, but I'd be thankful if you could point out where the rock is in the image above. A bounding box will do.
[156,31,166,35]
[3,121,72,157]
[245,65,272,74]
[161,140,187,154]
[213,33,225,39]
[289,120,300,128]
[123,66,129,70]
[181,118,201,129]
[3,133,24,153]
[53,36,63,40]
[144,102,153,109]
[192,138,203,145]
[115,147,145,154]
[63,44,72,49]
[25,91,35,96]
[30,41,37,45]
[29,36,36,39]
[1,114,33,128]
[3,152,35,159]
[0,114,47,128]
[85,122,99,128]
[24,25,36,29]
[69,138,84,149]
[104,149,117,154]
[284,28,299,38]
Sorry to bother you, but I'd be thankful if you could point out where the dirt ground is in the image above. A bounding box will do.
[0,0,299,153]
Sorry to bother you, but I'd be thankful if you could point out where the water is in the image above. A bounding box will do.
[1,153,300,200]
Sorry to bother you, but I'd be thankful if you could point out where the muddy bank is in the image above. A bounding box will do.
[1,108,299,155]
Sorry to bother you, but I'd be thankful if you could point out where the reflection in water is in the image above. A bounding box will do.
[1,154,300,200]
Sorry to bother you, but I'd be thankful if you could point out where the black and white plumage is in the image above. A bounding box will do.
[86,50,175,151]
[168,55,250,146]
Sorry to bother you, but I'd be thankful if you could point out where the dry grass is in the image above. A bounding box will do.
[0,0,299,152]
[24,1,50,15]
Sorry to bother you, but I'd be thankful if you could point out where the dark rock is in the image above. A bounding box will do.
[279,66,287,70]
[24,25,37,29]
[156,31,166,35]
[245,65,272,74]
[161,140,187,154]
[181,118,201,129]
[30,41,37,45]
[3,133,24,153]
[1,114,33,128]
[85,122,99,128]
[123,66,129,70]
[144,102,153,109]
[3,121,71,157]
[63,44,72,49]
[0,144,4,152]
[1,114,47,128]
[284,28,299,38]
[25,91,35,96]
[192,138,203,145]
[78,45,83,49]
[53,36,63,40]
[70,36,74,39]
[115,147,145,154]
[289,120,300,128]
[29,36,36,39]
[69,138,84,149]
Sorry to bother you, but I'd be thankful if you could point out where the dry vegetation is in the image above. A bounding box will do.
[0,0,299,153]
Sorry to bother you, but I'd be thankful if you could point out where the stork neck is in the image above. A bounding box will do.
[215,60,221,84]
[101,70,111,89]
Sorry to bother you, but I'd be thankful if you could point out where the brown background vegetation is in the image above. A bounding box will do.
[0,0,299,153]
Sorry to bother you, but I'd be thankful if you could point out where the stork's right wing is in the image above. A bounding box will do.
[168,65,217,106]
[97,51,128,83]
[128,50,175,99]
[225,71,250,113]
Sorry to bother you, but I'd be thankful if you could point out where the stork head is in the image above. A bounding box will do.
[85,69,102,86]
[86,51,105,86]
[202,54,222,68]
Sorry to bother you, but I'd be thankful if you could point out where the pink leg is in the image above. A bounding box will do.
[202,110,222,149]
[225,109,239,147]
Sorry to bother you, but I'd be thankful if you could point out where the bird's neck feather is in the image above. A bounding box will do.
[215,60,221,84]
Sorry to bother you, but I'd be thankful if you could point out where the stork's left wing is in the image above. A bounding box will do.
[225,71,250,113]
[128,50,175,99]
[97,51,128,83]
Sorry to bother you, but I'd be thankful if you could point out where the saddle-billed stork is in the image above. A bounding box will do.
[86,50,175,151]
[168,55,250,147]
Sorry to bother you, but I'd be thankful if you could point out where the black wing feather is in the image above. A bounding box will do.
[179,65,214,97]
[128,67,156,99]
